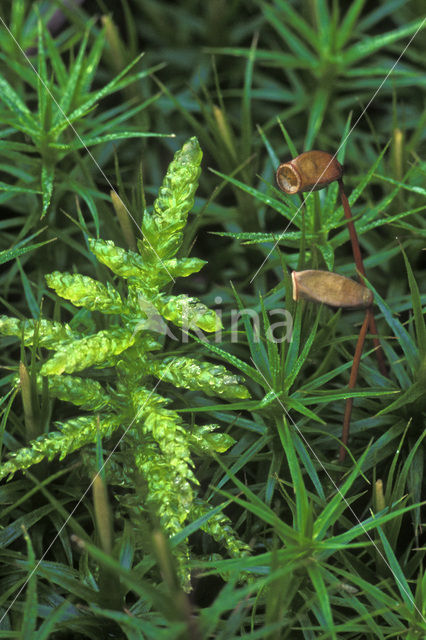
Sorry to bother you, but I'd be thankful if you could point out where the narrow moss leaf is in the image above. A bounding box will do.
[46,271,125,313]
[192,499,251,557]
[0,73,33,120]
[41,162,55,217]
[148,357,250,400]
[0,315,78,349]
[110,190,137,252]
[141,136,203,259]
[156,294,222,333]
[41,328,135,375]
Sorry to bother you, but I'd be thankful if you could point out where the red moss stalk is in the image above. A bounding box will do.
[338,180,388,378]
[339,308,371,462]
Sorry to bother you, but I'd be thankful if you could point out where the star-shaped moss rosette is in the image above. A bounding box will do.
[0,137,250,585]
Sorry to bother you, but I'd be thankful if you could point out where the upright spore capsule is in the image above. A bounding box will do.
[276,150,343,194]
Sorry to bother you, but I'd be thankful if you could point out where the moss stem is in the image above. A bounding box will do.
[338,179,388,378]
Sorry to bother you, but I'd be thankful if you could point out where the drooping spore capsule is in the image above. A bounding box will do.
[292,270,373,309]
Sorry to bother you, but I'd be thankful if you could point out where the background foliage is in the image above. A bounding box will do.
[0,0,425,638]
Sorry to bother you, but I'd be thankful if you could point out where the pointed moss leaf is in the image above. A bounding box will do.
[53,131,170,150]
[211,230,303,244]
[0,181,41,195]
[375,173,426,197]
[0,315,78,349]
[318,241,334,270]
[88,238,150,282]
[45,375,110,411]
[401,249,426,359]
[156,294,221,333]
[46,271,125,313]
[141,137,202,259]
[365,276,419,374]
[191,499,251,558]
[41,328,135,375]
[0,238,54,265]
[190,334,263,385]
[57,57,154,131]
[376,379,425,416]
[148,356,250,400]
[344,18,425,65]
[41,162,54,217]
[0,74,33,122]
[57,26,91,116]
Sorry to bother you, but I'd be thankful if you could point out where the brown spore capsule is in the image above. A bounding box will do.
[276,150,343,194]
[292,270,373,309]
